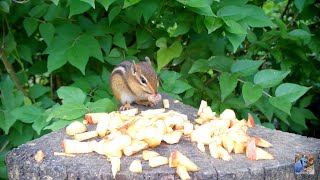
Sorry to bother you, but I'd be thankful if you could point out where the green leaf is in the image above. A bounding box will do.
[224,20,247,34]
[288,29,311,45]
[136,29,153,49]
[204,17,223,34]
[29,84,50,99]
[11,105,44,123]
[113,33,127,50]
[66,34,103,74]
[97,0,117,11]
[176,0,215,16]
[17,45,32,63]
[69,0,91,18]
[208,56,234,72]
[139,0,160,22]
[188,59,211,74]
[294,0,305,12]
[8,124,35,147]
[87,98,115,113]
[81,0,95,8]
[29,4,49,18]
[50,103,88,120]
[261,122,275,129]
[57,86,87,104]
[269,97,291,115]
[242,5,273,27]
[231,60,264,77]
[39,23,55,45]
[159,70,182,82]
[23,17,38,36]
[290,107,308,129]
[32,115,50,135]
[123,0,141,8]
[0,1,10,13]
[171,80,192,94]
[255,98,273,121]
[105,48,125,65]
[226,32,246,53]
[99,35,112,54]
[217,5,246,20]
[51,0,59,5]
[275,83,310,103]
[108,6,121,25]
[0,76,23,110]
[242,82,263,105]
[157,41,183,71]
[218,72,238,101]
[0,111,16,134]
[47,51,68,73]
[44,120,72,131]
[254,70,290,88]
[299,95,313,108]
[167,22,190,37]
[156,37,167,48]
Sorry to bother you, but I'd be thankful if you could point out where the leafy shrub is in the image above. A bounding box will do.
[0,0,319,178]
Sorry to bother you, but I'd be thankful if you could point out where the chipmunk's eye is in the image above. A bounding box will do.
[140,77,147,84]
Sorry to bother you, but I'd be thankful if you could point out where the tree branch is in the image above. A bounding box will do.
[0,49,28,97]
[281,0,292,19]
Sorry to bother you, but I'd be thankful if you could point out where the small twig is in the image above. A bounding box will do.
[281,0,292,19]
[286,13,299,28]
[0,49,28,97]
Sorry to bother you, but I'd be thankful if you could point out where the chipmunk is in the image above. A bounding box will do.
[111,57,162,110]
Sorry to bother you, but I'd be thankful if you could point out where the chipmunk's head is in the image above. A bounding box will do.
[129,57,161,102]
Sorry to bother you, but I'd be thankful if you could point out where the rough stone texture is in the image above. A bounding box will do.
[6,94,320,180]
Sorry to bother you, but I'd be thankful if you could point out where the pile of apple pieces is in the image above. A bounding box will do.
[62,108,199,179]
[192,100,274,161]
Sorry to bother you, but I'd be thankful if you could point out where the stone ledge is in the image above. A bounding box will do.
[6,94,320,179]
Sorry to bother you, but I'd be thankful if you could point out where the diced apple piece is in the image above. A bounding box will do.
[197,142,205,153]
[66,121,87,135]
[142,150,160,160]
[210,119,231,129]
[129,159,142,173]
[141,109,166,118]
[62,139,93,154]
[120,108,139,116]
[110,157,120,178]
[163,131,182,144]
[255,137,272,148]
[217,145,232,161]
[96,114,110,137]
[74,131,98,141]
[169,151,200,172]
[209,142,219,158]
[85,113,108,124]
[197,100,208,115]
[246,138,257,160]
[219,109,236,121]
[222,135,234,153]
[194,118,208,125]
[247,113,255,128]
[123,140,148,156]
[163,99,170,109]
[136,126,162,148]
[255,147,274,160]
[183,122,193,136]
[149,156,169,167]
[92,139,106,155]
[108,113,123,131]
[35,150,45,162]
[233,142,245,154]
[176,165,191,180]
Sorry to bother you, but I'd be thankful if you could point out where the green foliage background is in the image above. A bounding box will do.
[0,0,319,178]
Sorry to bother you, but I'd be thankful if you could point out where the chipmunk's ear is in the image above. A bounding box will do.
[144,56,151,65]
[130,60,138,75]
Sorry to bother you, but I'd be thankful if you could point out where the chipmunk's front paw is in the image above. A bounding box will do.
[119,102,132,111]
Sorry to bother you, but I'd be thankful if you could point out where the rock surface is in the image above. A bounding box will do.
[6,94,320,179]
